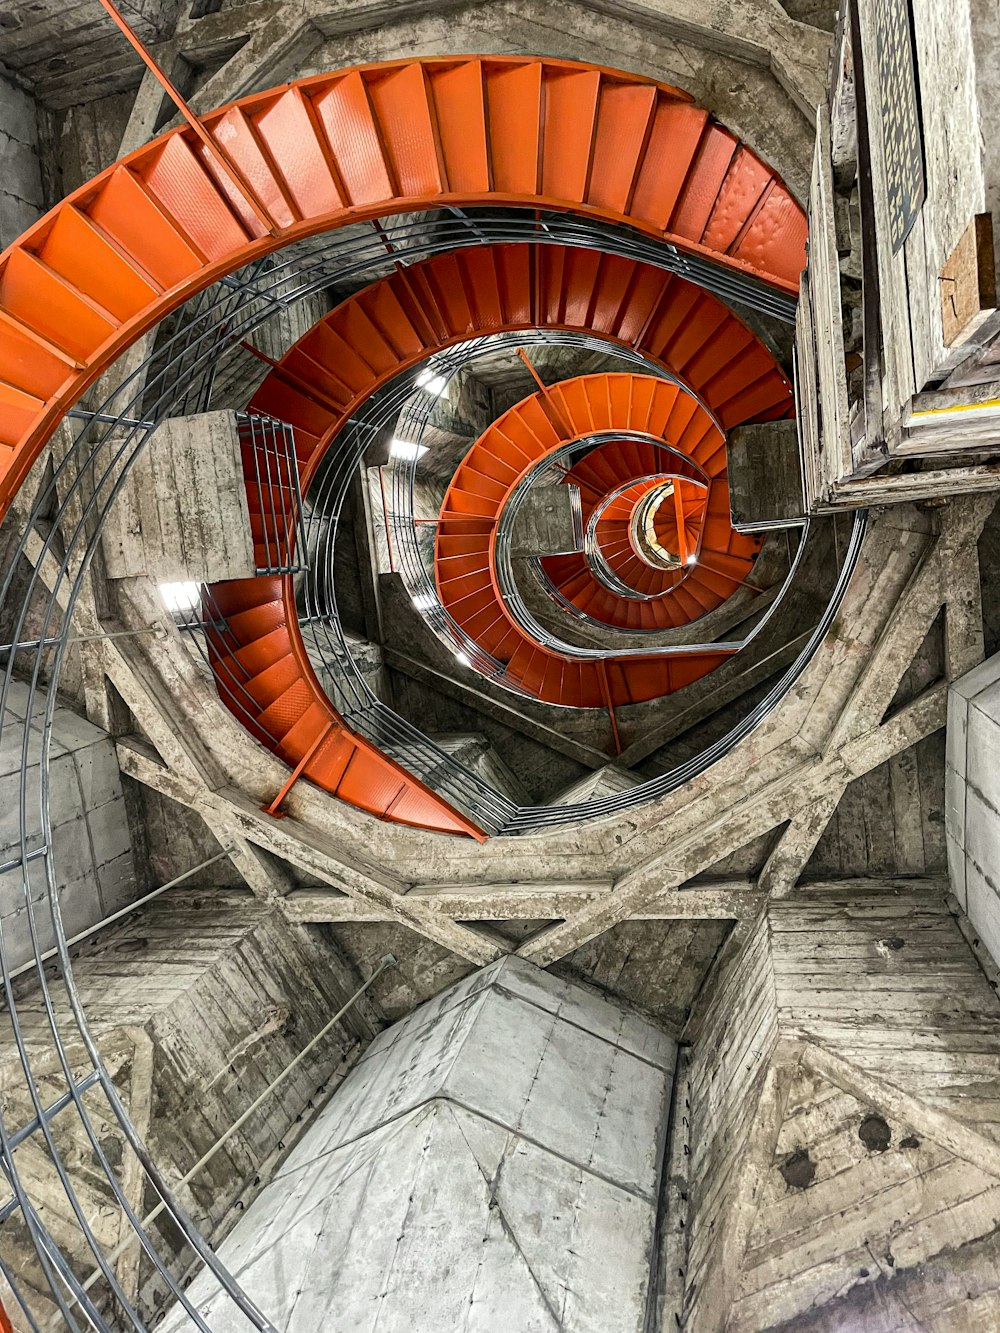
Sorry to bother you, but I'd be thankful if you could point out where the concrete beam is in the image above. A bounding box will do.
[839,682,948,778]
[794,1040,1000,1182]
[185,4,323,112]
[939,495,995,678]
[617,632,810,768]
[282,879,763,923]
[383,645,612,771]
[757,787,845,899]
[516,687,948,966]
[826,542,945,748]
[116,737,505,965]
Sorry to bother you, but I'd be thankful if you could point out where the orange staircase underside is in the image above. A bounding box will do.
[215,242,796,820]
[435,373,757,706]
[0,56,804,514]
[0,58,804,835]
[543,433,760,629]
[249,243,795,471]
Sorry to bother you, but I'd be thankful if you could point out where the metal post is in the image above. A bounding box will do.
[672,483,690,565]
[92,0,277,236]
[263,721,336,816]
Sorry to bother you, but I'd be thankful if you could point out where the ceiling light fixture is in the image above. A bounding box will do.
[390,437,428,462]
[416,369,448,397]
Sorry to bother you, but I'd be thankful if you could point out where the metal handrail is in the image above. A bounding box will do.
[240,412,309,576]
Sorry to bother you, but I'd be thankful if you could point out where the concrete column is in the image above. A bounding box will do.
[169,957,677,1332]
[101,411,255,582]
[0,680,135,972]
[947,651,1000,963]
[0,75,43,249]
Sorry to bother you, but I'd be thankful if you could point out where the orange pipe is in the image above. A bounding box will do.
[517,347,574,440]
[672,483,690,565]
[598,661,622,755]
[264,720,335,815]
[93,0,277,236]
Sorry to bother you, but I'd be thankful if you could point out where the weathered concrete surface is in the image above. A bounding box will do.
[303,0,818,199]
[0,679,135,972]
[0,74,43,247]
[0,887,377,1327]
[165,956,676,1332]
[728,420,806,530]
[510,484,582,556]
[102,412,255,583]
[947,651,1000,966]
[678,882,1000,1332]
[0,0,177,109]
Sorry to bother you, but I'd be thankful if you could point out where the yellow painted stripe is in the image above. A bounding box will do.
[910,397,1000,419]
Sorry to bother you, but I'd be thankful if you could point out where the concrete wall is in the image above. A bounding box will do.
[672,883,1000,1332]
[0,74,43,248]
[681,915,778,1332]
[0,889,373,1327]
[730,884,1000,1331]
[0,679,135,972]
[102,411,255,582]
[947,652,1000,967]
[167,956,676,1332]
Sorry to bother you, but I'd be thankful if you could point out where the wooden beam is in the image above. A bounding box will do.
[616,633,810,769]
[938,214,997,349]
[833,462,1000,504]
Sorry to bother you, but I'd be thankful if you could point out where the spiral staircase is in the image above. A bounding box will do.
[0,49,878,1333]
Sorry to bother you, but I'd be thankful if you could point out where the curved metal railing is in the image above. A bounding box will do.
[296,325,864,831]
